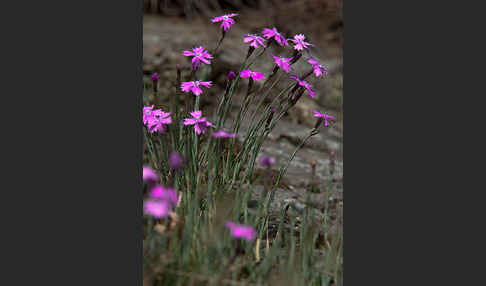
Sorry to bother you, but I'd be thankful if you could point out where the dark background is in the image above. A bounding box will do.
[2,0,485,285]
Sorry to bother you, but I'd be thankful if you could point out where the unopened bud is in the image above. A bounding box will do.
[151,72,160,83]
[227,71,236,81]
[151,72,160,93]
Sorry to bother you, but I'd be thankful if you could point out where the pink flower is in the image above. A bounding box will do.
[308,58,328,78]
[143,105,154,125]
[212,130,236,138]
[144,199,170,219]
[262,27,289,46]
[225,221,256,242]
[271,55,293,73]
[183,46,213,70]
[149,185,179,206]
[151,73,160,83]
[147,110,172,133]
[240,69,265,81]
[289,75,316,98]
[169,152,185,171]
[260,155,276,168]
[143,166,158,183]
[180,81,212,96]
[183,110,213,135]
[243,34,266,49]
[211,13,238,31]
[312,110,336,127]
[227,71,236,81]
[290,34,312,51]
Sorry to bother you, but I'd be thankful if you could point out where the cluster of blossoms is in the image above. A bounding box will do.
[143,13,339,245]
[144,164,254,241]
[143,166,181,218]
[143,100,236,137]
[144,163,253,241]
[207,17,330,118]
[143,105,172,133]
[177,13,332,127]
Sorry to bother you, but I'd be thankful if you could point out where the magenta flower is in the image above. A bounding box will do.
[147,110,172,133]
[312,110,336,127]
[169,152,185,171]
[290,34,312,51]
[152,109,171,121]
[149,185,179,206]
[260,155,276,168]
[227,71,236,81]
[184,110,213,135]
[272,55,293,73]
[143,105,154,125]
[225,221,256,242]
[180,81,212,96]
[211,13,238,31]
[289,75,316,98]
[183,46,213,70]
[243,34,266,49]
[308,58,328,78]
[240,69,265,81]
[212,130,236,139]
[144,199,170,219]
[151,73,160,83]
[143,166,158,183]
[262,27,289,46]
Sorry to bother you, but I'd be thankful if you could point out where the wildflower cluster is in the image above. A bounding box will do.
[143,12,341,285]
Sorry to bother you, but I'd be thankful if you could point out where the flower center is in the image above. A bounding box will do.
[223,16,228,19]
[195,52,201,57]
[195,81,200,86]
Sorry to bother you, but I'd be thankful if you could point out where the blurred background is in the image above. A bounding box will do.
[143,0,343,203]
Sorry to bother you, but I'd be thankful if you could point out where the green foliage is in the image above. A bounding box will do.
[143,34,342,286]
